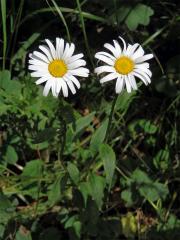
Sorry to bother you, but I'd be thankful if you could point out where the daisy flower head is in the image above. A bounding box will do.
[94,36,153,94]
[28,38,89,97]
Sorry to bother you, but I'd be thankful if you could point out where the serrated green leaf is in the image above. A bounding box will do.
[99,143,116,190]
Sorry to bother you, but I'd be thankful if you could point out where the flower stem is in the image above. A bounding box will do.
[57,99,66,167]
[104,94,118,143]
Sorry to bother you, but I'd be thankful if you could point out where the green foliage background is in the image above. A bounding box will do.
[0,0,180,239]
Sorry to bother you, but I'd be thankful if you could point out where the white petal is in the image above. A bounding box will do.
[119,36,127,52]
[125,75,132,93]
[66,53,84,64]
[65,43,75,59]
[135,54,153,63]
[39,45,53,61]
[135,62,150,69]
[64,77,76,94]
[58,38,65,58]
[29,59,47,66]
[128,74,137,90]
[132,46,145,60]
[68,68,89,77]
[31,71,46,77]
[132,71,149,85]
[35,76,48,85]
[94,66,115,75]
[33,51,49,63]
[43,80,52,96]
[100,72,118,83]
[124,44,133,56]
[67,60,86,70]
[134,69,151,83]
[56,38,60,58]
[135,65,152,77]
[126,43,139,57]
[95,51,116,61]
[115,77,125,93]
[61,79,69,97]
[56,79,62,94]
[95,53,114,65]
[45,39,57,59]
[52,81,58,97]
[28,64,47,71]
[104,43,119,58]
[113,40,122,57]
[62,43,70,59]
[66,74,80,89]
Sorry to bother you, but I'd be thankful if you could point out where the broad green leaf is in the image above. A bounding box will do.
[74,112,95,135]
[0,70,22,94]
[0,224,5,238]
[115,91,136,114]
[5,145,18,164]
[125,4,154,30]
[0,191,15,224]
[99,143,116,190]
[21,159,43,178]
[32,128,56,144]
[48,175,64,206]
[73,221,81,239]
[132,169,151,184]
[15,226,32,240]
[90,119,108,153]
[121,189,134,207]
[89,174,105,209]
[67,162,80,185]
[64,215,76,228]
[139,181,168,202]
[79,182,91,206]
[132,169,169,202]
[0,70,11,89]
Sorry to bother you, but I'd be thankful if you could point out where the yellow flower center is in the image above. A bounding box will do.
[48,59,67,77]
[114,56,134,75]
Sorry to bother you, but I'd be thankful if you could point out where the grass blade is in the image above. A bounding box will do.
[49,0,71,42]
[1,0,7,70]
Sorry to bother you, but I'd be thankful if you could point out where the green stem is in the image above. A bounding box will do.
[57,99,67,167]
[58,118,66,164]
[104,94,118,142]
[76,0,94,68]
[1,0,7,70]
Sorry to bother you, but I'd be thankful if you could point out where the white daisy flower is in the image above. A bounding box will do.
[94,36,153,93]
[28,38,89,97]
